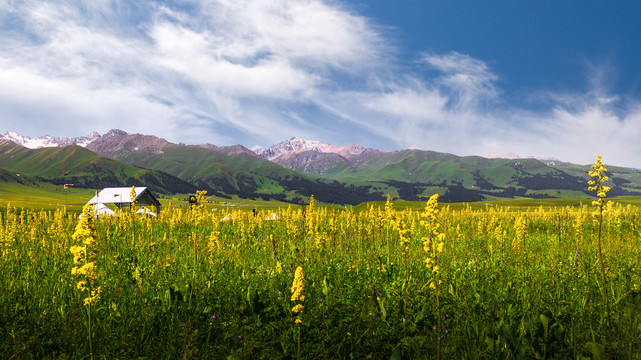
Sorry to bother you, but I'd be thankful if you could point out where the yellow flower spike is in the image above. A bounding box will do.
[589,154,610,203]
[70,204,100,309]
[425,258,434,268]
[589,153,614,334]
[422,193,445,274]
[291,266,305,330]
[129,186,138,208]
[291,266,305,302]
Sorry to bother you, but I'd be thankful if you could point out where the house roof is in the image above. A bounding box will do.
[87,187,161,209]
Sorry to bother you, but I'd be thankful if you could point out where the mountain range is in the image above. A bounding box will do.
[2,130,640,204]
[1,131,101,149]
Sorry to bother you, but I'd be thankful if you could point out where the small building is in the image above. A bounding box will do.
[87,187,161,214]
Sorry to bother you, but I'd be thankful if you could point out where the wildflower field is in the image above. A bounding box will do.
[2,160,641,359]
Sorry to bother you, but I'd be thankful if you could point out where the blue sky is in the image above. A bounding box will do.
[1,1,640,167]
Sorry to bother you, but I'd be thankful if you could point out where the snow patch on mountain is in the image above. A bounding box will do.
[255,137,367,160]
[1,131,100,148]
[478,152,521,159]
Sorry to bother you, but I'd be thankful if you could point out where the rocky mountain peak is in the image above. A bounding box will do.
[255,137,369,161]
[85,129,170,155]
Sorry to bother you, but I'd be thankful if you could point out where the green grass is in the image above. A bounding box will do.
[358,195,641,212]
[0,182,96,212]
[5,180,641,214]
[2,196,641,358]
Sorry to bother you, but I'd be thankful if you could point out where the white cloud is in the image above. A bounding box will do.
[0,0,640,168]
[422,51,499,108]
[149,22,320,100]
[0,0,388,144]
[195,0,386,70]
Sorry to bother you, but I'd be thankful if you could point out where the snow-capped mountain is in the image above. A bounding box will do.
[1,131,100,149]
[255,137,367,161]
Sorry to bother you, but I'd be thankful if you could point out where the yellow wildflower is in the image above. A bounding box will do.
[425,258,434,268]
[291,266,305,302]
[588,154,610,208]
[291,266,305,324]
[69,245,86,266]
[129,186,138,208]
[83,287,101,306]
[70,204,100,307]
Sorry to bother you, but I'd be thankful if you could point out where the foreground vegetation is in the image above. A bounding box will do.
[1,186,641,359]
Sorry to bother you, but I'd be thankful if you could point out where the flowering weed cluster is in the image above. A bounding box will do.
[71,204,101,306]
[291,266,305,324]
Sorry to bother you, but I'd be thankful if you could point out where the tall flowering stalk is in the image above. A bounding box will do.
[291,266,305,321]
[70,204,100,360]
[513,214,527,251]
[385,194,394,267]
[194,190,208,223]
[291,266,305,359]
[421,194,445,360]
[588,154,612,334]
[392,214,411,320]
[421,194,445,277]
[129,186,138,259]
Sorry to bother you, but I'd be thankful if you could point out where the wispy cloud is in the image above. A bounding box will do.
[422,51,499,108]
[0,0,640,167]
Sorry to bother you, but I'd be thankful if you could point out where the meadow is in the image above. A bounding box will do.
[2,166,641,358]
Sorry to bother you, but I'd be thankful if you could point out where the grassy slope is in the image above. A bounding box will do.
[109,144,293,179]
[330,151,562,185]
[0,181,291,213]
[318,150,641,201]
[99,144,383,204]
[0,181,96,211]
[0,141,196,194]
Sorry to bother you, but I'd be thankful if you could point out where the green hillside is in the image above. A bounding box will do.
[313,150,641,202]
[0,168,40,185]
[93,140,641,204]
[96,143,383,204]
[0,140,196,194]
[3,134,640,205]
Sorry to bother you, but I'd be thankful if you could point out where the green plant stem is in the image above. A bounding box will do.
[297,325,301,360]
[436,276,442,360]
[597,206,613,336]
[88,303,94,360]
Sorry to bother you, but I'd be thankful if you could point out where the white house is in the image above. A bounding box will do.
[86,187,162,214]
